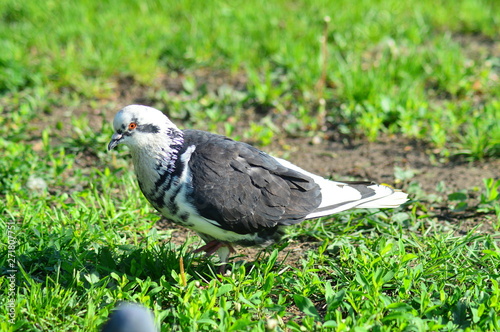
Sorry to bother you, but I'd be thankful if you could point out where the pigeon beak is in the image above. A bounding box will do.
[108,132,123,151]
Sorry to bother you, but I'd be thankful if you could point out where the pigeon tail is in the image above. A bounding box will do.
[306,181,408,219]
[354,189,409,209]
[272,157,408,219]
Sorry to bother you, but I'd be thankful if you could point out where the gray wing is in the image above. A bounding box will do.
[183,130,322,235]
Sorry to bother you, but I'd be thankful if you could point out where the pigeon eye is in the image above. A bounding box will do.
[128,122,137,130]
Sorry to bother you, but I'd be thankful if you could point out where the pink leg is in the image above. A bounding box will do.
[193,240,236,274]
[193,240,235,257]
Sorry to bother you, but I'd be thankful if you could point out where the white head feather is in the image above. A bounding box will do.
[108,104,180,152]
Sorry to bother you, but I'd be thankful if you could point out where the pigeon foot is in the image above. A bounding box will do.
[193,240,235,257]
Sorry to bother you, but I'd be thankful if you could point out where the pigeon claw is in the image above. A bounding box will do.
[193,240,235,257]
[194,240,236,275]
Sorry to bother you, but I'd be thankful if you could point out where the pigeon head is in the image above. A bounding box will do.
[108,105,180,151]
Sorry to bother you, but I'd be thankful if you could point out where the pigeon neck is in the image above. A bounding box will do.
[130,128,184,182]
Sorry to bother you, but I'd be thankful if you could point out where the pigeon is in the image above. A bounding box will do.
[108,105,408,269]
[101,302,158,332]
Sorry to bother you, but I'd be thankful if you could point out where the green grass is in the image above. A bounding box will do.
[1,169,499,331]
[2,0,500,157]
[1,0,500,331]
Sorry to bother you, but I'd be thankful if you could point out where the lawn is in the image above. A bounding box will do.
[1,0,499,331]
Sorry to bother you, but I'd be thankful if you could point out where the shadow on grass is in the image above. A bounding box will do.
[7,241,222,290]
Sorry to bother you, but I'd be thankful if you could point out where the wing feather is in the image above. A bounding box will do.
[183,130,321,234]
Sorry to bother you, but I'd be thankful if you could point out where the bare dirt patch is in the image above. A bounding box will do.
[44,72,498,198]
[264,135,499,195]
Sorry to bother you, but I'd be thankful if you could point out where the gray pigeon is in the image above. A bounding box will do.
[108,105,408,268]
[101,302,158,332]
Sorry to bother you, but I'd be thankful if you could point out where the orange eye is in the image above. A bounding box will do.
[128,122,137,130]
